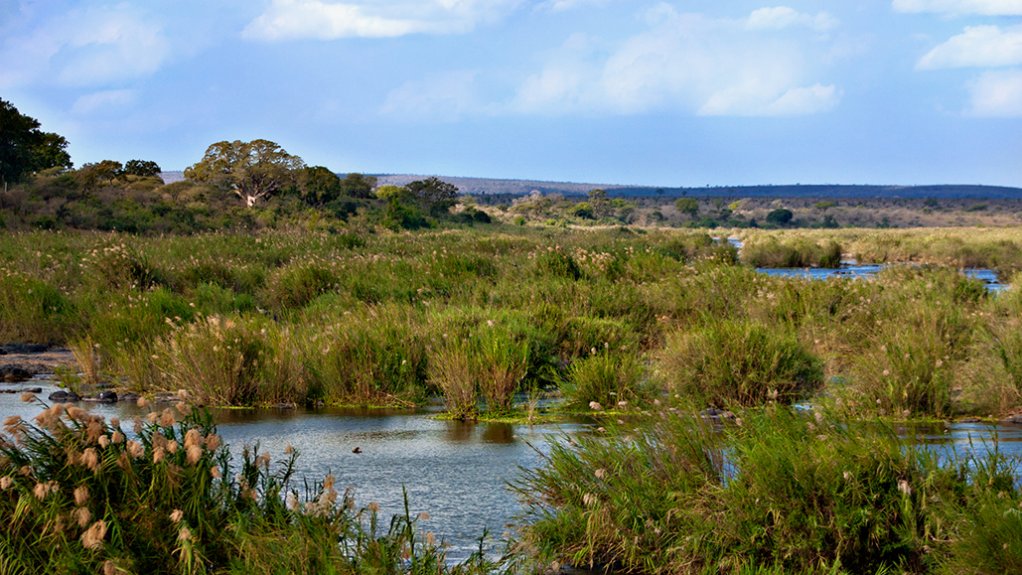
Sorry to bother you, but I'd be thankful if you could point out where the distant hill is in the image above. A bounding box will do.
[160,171,1022,199]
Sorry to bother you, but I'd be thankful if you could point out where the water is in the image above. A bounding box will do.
[0,378,578,561]
[3,378,1021,558]
[756,264,1007,291]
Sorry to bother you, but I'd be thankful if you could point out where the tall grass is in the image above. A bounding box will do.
[658,320,824,407]
[515,406,1021,574]
[1,227,1021,418]
[0,399,498,574]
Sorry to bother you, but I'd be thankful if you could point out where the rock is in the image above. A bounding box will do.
[0,343,48,354]
[48,390,81,403]
[84,391,118,404]
[0,365,32,383]
[1003,414,1022,425]
[118,392,141,403]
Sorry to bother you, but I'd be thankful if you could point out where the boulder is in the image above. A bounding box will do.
[48,390,81,403]
[0,365,32,383]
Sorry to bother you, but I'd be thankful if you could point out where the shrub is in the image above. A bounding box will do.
[561,351,646,411]
[515,407,1021,574]
[0,274,80,344]
[659,320,823,407]
[261,262,338,311]
[533,249,582,280]
[150,316,311,406]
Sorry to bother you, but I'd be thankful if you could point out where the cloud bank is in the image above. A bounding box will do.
[508,6,841,117]
[893,0,1022,15]
[243,0,521,40]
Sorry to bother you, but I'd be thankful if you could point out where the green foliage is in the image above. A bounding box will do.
[660,320,823,407]
[298,166,342,206]
[675,197,699,217]
[516,407,1021,574]
[262,261,338,311]
[533,249,582,280]
[123,159,162,178]
[561,351,646,410]
[339,172,377,199]
[0,402,498,574]
[405,177,459,216]
[742,237,843,268]
[766,208,794,226]
[184,139,305,208]
[0,98,72,187]
[0,274,80,344]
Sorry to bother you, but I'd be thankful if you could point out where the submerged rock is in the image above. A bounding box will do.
[0,343,48,354]
[0,387,42,394]
[48,390,81,403]
[83,391,118,404]
[1,365,32,382]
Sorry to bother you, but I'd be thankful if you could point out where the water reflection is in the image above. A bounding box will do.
[757,265,1006,291]
[3,380,1020,560]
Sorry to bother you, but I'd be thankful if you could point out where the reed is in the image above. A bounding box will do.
[658,319,824,407]
[0,399,498,574]
[515,406,1021,574]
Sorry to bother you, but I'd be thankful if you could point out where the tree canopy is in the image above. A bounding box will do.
[184,140,305,207]
[405,177,458,215]
[0,99,72,189]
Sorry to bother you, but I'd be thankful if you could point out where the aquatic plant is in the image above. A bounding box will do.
[514,406,1022,574]
[658,319,823,407]
[0,397,499,574]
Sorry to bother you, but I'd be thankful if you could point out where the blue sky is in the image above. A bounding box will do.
[2,0,1021,187]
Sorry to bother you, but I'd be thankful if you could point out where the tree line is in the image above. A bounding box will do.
[0,99,485,233]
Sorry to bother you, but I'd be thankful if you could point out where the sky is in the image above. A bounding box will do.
[1,0,1021,187]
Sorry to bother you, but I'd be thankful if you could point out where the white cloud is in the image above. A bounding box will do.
[892,0,1022,16]
[967,69,1022,116]
[538,0,609,13]
[243,0,521,40]
[511,7,841,117]
[746,7,838,32]
[380,71,485,120]
[918,25,1022,69]
[71,90,137,115]
[0,5,169,88]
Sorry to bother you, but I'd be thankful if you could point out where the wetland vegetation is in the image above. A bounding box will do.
[4,225,1022,574]
[2,103,1021,572]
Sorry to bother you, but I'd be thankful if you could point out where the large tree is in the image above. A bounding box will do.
[405,176,458,215]
[184,139,305,207]
[0,99,72,191]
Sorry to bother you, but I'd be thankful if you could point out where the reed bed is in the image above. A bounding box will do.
[0,397,497,574]
[0,227,1021,418]
[514,406,1022,574]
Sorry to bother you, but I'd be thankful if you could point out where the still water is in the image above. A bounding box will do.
[757,264,1007,291]
[0,379,578,560]
[2,378,1021,559]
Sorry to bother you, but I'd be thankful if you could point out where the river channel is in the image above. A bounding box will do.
[1,377,1020,561]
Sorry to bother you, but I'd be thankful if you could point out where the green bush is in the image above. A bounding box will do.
[261,262,338,311]
[659,320,823,407]
[533,249,582,280]
[515,407,1021,574]
[0,274,80,343]
[561,351,646,410]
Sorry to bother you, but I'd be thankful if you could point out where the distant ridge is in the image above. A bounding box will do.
[160,171,1022,199]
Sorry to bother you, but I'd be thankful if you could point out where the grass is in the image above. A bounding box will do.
[0,398,501,574]
[0,226,1020,419]
[514,405,1022,574]
[2,225,1022,573]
